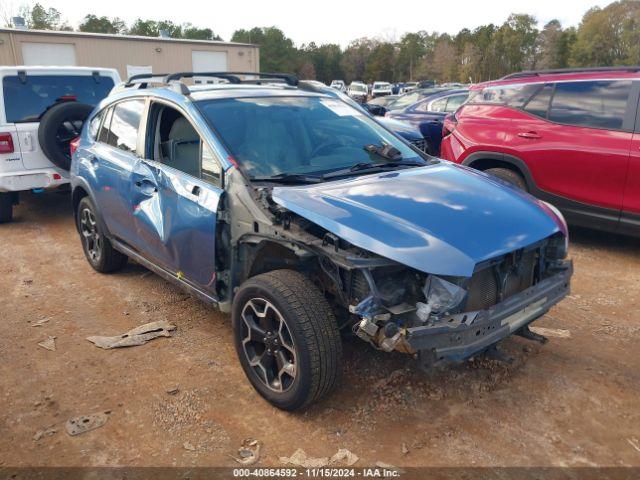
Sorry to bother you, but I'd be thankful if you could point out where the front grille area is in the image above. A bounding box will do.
[410,139,429,153]
[465,250,537,311]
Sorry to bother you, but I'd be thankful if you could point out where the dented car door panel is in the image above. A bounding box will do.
[131,160,221,291]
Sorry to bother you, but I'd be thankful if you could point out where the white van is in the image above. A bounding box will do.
[0,66,121,222]
[371,81,393,98]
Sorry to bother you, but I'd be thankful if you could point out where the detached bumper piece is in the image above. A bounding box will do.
[405,262,572,362]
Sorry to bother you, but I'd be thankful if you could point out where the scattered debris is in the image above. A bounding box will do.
[401,442,409,455]
[37,336,56,351]
[65,412,109,436]
[183,442,196,451]
[628,438,640,454]
[166,386,180,396]
[86,321,176,349]
[31,317,50,327]
[231,438,262,465]
[33,425,57,441]
[280,448,358,468]
[529,327,571,339]
[330,448,359,466]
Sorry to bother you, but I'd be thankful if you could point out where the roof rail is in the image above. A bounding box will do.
[124,73,170,87]
[164,71,299,86]
[501,66,640,80]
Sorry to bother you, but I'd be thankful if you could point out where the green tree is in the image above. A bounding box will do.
[27,3,69,30]
[182,24,222,41]
[340,38,376,83]
[232,27,298,72]
[128,19,182,38]
[364,42,396,82]
[571,1,640,66]
[79,15,126,34]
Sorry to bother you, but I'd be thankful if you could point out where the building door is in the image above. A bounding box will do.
[192,51,228,84]
[21,43,77,66]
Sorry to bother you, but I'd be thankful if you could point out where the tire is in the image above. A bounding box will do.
[232,269,342,410]
[0,192,13,223]
[76,197,127,273]
[484,167,528,191]
[38,102,94,171]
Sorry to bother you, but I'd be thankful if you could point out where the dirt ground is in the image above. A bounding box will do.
[1,191,639,470]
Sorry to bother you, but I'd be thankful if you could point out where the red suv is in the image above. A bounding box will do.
[440,67,640,236]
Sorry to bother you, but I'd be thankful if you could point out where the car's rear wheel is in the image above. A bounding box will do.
[484,167,528,191]
[76,197,127,273]
[0,193,14,223]
[232,269,342,410]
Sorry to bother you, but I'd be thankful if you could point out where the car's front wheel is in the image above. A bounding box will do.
[484,167,528,191]
[232,269,342,410]
[76,196,127,273]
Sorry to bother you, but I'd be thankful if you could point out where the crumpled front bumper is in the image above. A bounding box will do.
[405,261,573,361]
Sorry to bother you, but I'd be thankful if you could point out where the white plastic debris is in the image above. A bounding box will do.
[86,320,176,349]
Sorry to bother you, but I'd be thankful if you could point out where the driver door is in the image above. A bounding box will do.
[131,101,224,294]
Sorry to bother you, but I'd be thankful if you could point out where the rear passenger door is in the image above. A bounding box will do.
[132,101,223,294]
[515,80,634,222]
[90,99,146,246]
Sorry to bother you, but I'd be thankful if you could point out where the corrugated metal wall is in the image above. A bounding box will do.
[0,29,259,79]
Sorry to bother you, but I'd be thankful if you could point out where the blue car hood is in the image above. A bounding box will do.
[272,163,562,277]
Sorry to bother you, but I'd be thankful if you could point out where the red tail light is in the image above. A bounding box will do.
[442,114,458,137]
[70,136,80,156]
[0,132,14,154]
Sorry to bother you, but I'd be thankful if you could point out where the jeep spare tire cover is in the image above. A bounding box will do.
[38,102,94,171]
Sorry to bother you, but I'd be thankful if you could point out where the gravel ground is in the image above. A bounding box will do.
[0,192,639,469]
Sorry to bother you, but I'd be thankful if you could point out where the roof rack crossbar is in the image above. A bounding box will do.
[164,71,299,86]
[501,66,640,80]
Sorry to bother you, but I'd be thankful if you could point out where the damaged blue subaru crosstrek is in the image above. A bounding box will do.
[70,72,572,410]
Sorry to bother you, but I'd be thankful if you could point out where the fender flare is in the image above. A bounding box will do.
[71,178,112,238]
[461,151,540,194]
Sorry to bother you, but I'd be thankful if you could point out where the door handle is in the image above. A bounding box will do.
[191,185,201,196]
[517,131,541,139]
[89,155,99,166]
[135,179,158,194]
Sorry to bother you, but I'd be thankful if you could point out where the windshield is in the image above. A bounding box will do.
[197,96,422,179]
[350,84,366,92]
[374,83,390,89]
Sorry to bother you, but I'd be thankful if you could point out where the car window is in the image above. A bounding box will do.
[388,92,420,110]
[470,83,536,106]
[201,142,221,182]
[198,96,422,178]
[548,80,632,131]
[428,97,448,112]
[2,74,115,123]
[97,107,114,144]
[523,84,553,118]
[105,99,145,153]
[149,103,222,184]
[444,94,468,112]
[88,110,104,140]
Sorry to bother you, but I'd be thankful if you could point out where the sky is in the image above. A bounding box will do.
[7,0,613,47]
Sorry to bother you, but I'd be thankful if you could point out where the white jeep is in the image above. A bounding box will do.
[0,66,120,222]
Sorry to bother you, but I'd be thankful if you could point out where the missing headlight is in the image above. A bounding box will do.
[422,275,468,314]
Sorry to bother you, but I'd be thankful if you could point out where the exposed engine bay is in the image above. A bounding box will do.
[220,174,572,364]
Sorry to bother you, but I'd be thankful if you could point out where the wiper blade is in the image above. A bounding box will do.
[249,173,323,184]
[321,160,426,180]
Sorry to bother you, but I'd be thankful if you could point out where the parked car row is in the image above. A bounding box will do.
[1,67,574,411]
